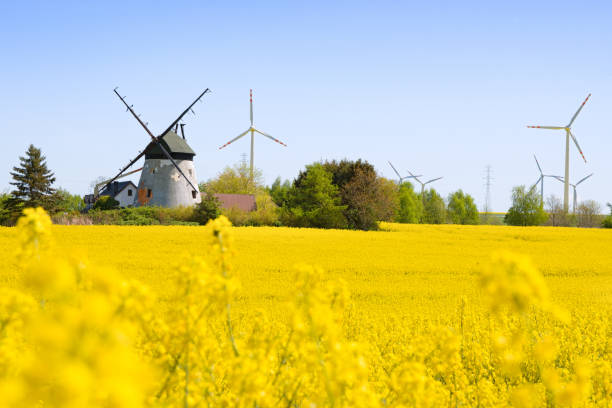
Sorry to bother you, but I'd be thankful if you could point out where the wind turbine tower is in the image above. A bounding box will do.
[532,155,563,204]
[527,94,590,212]
[553,174,594,214]
[219,89,287,182]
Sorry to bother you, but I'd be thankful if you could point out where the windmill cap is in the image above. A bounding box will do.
[144,130,196,160]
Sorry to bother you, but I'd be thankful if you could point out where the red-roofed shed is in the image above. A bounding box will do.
[214,194,257,212]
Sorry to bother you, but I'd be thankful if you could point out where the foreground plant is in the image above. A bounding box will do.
[0,208,610,406]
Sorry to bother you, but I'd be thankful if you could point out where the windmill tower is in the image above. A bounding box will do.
[219,89,287,182]
[553,174,594,214]
[531,155,563,204]
[527,94,590,212]
[103,87,210,208]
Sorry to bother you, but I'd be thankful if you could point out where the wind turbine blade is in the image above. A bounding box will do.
[531,176,543,190]
[388,161,402,179]
[527,126,564,129]
[424,177,443,185]
[253,128,287,146]
[533,154,543,174]
[250,89,253,126]
[219,129,250,149]
[575,173,593,186]
[406,170,423,186]
[569,130,587,163]
[552,176,564,183]
[567,93,591,127]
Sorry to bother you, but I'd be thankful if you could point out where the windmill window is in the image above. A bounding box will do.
[147,189,152,198]
[189,169,193,177]
[127,189,133,196]
[192,190,197,199]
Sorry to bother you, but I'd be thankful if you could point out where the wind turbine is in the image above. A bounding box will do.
[407,170,443,199]
[531,155,563,203]
[219,89,287,181]
[553,174,594,214]
[527,94,590,212]
[388,161,421,184]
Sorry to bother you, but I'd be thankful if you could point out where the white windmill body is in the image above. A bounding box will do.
[528,94,590,212]
[137,131,201,207]
[103,88,210,208]
[220,89,287,181]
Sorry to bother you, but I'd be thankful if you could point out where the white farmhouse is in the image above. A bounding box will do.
[99,181,138,208]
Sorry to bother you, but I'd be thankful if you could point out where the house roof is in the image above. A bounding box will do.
[100,181,137,198]
[214,194,257,212]
[144,130,195,159]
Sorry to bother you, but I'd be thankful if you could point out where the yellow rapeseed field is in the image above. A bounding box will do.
[0,209,610,407]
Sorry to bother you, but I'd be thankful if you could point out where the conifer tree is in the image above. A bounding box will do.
[9,144,56,210]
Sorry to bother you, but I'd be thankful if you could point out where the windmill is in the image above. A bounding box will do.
[388,161,421,184]
[553,174,594,214]
[531,155,563,203]
[527,94,590,212]
[103,87,210,207]
[407,170,443,199]
[219,89,287,182]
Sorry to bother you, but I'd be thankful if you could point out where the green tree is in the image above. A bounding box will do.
[320,159,394,230]
[447,190,479,225]
[269,177,292,207]
[206,161,264,195]
[396,182,423,223]
[282,163,347,229]
[9,144,56,211]
[0,193,12,225]
[421,188,446,224]
[53,188,86,213]
[504,186,548,226]
[192,192,221,225]
[341,168,397,230]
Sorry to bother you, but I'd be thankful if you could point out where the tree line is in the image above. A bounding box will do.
[3,144,610,229]
[204,159,479,230]
[504,185,610,228]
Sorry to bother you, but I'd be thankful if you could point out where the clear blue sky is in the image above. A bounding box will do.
[1,1,610,211]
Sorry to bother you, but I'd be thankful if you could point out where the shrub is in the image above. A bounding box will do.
[93,196,119,211]
[86,206,195,225]
[249,193,279,226]
[192,193,221,225]
[222,206,250,226]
